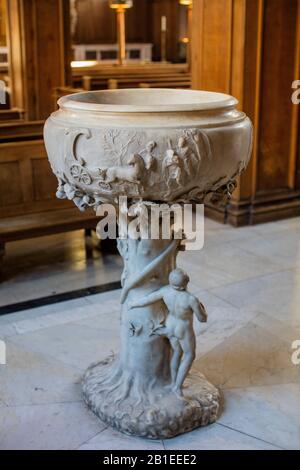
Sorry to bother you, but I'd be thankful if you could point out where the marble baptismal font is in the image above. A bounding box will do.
[44,89,252,439]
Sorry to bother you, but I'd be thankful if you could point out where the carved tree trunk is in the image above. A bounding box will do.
[119,237,177,388]
[83,223,219,439]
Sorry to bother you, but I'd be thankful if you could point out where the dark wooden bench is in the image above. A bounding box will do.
[83,73,191,91]
[0,108,25,121]
[72,63,190,89]
[138,80,191,89]
[0,207,99,279]
[0,207,98,243]
[0,128,99,275]
[0,207,98,271]
[0,120,44,142]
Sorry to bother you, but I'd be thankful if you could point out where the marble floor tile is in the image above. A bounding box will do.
[219,383,300,450]
[188,205,260,247]
[188,287,242,313]
[1,230,122,306]
[178,242,282,290]
[13,306,94,335]
[203,223,261,248]
[0,341,81,406]
[0,297,91,330]
[234,230,300,270]
[0,402,105,450]
[194,305,259,357]
[51,257,122,294]
[0,289,19,308]
[179,256,234,290]
[9,321,120,372]
[78,428,164,450]
[6,277,66,304]
[163,423,280,450]
[11,300,108,335]
[203,217,225,231]
[8,258,122,305]
[1,216,300,450]
[0,292,121,335]
[85,290,121,309]
[194,319,300,389]
[0,322,17,339]
[211,269,300,326]
[4,231,89,266]
[252,312,300,345]
[252,216,300,237]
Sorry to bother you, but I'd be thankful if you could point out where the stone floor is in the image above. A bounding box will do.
[0,217,300,449]
[0,230,122,307]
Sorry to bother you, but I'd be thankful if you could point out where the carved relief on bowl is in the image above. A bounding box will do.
[44,119,252,210]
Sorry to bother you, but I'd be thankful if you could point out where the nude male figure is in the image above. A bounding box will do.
[129,268,207,396]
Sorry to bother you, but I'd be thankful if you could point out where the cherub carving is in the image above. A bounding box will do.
[162,149,183,195]
[141,141,157,171]
[177,136,198,183]
[129,268,207,396]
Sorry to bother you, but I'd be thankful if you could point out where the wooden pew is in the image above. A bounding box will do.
[53,72,191,109]
[0,64,9,87]
[0,120,44,142]
[72,63,190,89]
[139,80,191,89]
[0,108,25,121]
[0,125,98,275]
[84,73,191,91]
[83,75,110,90]
[72,62,189,84]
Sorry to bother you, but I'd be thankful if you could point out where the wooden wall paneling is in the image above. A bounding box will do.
[227,0,264,226]
[230,0,246,106]
[291,0,300,190]
[0,0,6,45]
[296,108,300,189]
[0,160,22,206]
[248,0,300,225]
[256,0,299,193]
[191,0,233,93]
[191,0,204,90]
[74,0,116,44]
[60,0,72,89]
[192,0,300,225]
[192,0,251,225]
[74,0,151,45]
[31,157,59,202]
[201,0,233,93]
[168,0,181,63]
[6,0,71,120]
[19,155,34,204]
[146,0,181,63]
[73,0,182,63]
[0,140,70,218]
[126,0,152,43]
[6,0,26,113]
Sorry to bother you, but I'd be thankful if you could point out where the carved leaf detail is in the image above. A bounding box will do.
[103,130,137,166]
